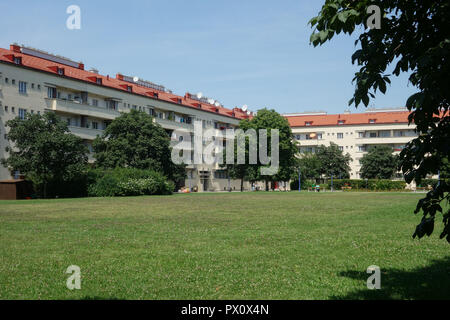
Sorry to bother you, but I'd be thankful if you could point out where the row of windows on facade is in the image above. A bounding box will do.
[3,105,40,117]
[295,130,416,140]
[45,88,197,125]
[6,77,227,129]
[305,119,378,126]
[4,77,41,93]
[299,144,406,153]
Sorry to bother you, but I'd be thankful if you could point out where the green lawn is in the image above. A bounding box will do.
[0,192,449,300]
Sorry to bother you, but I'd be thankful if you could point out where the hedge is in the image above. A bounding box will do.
[87,168,174,197]
[328,179,406,191]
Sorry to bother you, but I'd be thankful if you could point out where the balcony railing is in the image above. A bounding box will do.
[68,126,104,140]
[45,98,120,120]
[154,117,194,132]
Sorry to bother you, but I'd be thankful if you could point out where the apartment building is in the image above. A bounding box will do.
[285,109,416,179]
[0,44,253,192]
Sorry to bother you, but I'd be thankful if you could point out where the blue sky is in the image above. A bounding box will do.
[0,0,416,114]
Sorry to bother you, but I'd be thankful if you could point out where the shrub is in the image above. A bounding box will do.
[87,168,174,197]
[328,179,406,191]
[418,179,438,188]
[290,179,315,191]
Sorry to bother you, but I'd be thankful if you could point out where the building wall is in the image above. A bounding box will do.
[290,119,417,179]
[0,61,250,191]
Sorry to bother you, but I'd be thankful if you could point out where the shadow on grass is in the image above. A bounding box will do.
[332,256,450,300]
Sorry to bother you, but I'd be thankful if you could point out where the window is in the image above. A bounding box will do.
[67,118,71,126]
[338,146,344,151]
[57,68,64,75]
[107,101,118,111]
[37,84,41,90]
[12,79,16,85]
[338,120,345,125]
[358,132,365,138]
[369,132,377,138]
[127,86,132,92]
[47,87,57,98]
[4,106,8,112]
[380,131,390,137]
[337,133,343,139]
[358,146,366,152]
[5,78,8,83]
[31,83,35,89]
[18,108,26,120]
[13,57,22,65]
[317,133,322,140]
[92,99,98,107]
[369,119,376,124]
[11,107,15,113]
[214,170,228,179]
[305,121,312,126]
[96,78,102,85]
[18,81,27,93]
[92,122,98,130]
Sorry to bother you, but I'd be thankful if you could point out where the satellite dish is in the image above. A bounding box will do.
[215,101,220,107]
[208,98,215,105]
[133,76,139,83]
[242,105,248,112]
[196,92,203,99]
[246,111,251,115]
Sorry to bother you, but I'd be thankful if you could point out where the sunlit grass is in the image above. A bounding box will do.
[0,192,448,299]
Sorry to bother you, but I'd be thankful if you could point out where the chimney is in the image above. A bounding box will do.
[10,44,21,53]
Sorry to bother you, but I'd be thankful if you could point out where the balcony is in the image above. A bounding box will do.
[154,117,194,132]
[357,135,414,145]
[68,126,104,140]
[45,98,120,120]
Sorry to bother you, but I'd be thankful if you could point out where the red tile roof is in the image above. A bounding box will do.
[0,44,249,120]
[285,111,411,127]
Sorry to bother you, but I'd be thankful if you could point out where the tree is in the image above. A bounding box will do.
[221,109,297,191]
[310,0,450,242]
[1,112,88,198]
[295,152,321,180]
[93,110,185,186]
[221,118,257,192]
[250,109,298,190]
[316,143,352,179]
[360,145,398,179]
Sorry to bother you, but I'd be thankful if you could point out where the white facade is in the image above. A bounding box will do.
[0,45,252,192]
[286,111,417,179]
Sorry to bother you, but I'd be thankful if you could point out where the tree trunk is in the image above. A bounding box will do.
[240,178,244,192]
[43,182,47,199]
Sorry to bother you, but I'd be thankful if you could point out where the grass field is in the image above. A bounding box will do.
[0,192,449,300]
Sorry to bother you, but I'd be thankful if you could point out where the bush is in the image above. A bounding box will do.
[290,179,315,191]
[418,179,438,188]
[87,168,174,197]
[328,179,406,191]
